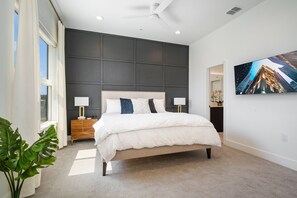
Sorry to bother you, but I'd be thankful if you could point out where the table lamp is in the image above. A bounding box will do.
[74,97,89,120]
[174,97,186,113]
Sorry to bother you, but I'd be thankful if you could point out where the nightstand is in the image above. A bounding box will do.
[71,119,97,144]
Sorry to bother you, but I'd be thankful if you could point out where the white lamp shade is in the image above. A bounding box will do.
[174,97,186,105]
[74,97,89,106]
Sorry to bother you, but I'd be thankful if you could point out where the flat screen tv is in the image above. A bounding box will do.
[234,50,297,95]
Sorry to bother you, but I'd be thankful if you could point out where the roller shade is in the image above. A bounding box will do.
[38,0,58,46]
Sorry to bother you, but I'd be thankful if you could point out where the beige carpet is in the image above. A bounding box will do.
[31,139,297,198]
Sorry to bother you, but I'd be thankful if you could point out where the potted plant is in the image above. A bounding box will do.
[0,117,58,198]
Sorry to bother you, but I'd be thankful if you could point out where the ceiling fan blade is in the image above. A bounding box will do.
[154,0,174,14]
[122,15,149,19]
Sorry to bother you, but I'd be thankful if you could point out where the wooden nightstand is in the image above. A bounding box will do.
[71,119,97,144]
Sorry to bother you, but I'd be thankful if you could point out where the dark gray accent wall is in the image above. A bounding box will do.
[65,29,189,134]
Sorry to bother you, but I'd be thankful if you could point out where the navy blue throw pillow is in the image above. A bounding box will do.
[149,99,157,113]
[120,98,133,114]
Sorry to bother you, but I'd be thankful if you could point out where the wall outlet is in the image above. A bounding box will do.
[281,134,288,142]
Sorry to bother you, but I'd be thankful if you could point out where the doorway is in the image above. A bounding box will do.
[208,65,224,133]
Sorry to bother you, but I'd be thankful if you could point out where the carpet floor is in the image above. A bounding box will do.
[31,139,297,198]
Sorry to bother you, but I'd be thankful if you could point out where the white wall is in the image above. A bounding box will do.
[189,0,297,170]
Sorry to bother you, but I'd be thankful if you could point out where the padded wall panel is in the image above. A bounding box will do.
[136,64,163,86]
[66,84,101,110]
[66,30,101,58]
[165,66,188,86]
[165,44,188,67]
[65,29,189,134]
[136,40,163,64]
[103,35,134,61]
[66,58,101,83]
[102,85,135,91]
[165,87,188,107]
[136,86,164,91]
[102,61,134,85]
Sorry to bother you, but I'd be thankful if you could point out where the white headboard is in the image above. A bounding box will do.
[101,91,165,114]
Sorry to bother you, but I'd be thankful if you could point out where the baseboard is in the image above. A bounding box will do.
[224,139,297,171]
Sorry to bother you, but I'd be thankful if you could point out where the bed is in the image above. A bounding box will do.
[94,91,221,176]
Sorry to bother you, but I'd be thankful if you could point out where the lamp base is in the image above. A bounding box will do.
[78,106,86,120]
[77,116,86,120]
[177,105,182,113]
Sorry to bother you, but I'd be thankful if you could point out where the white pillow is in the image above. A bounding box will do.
[131,98,151,114]
[106,99,121,114]
[153,99,166,113]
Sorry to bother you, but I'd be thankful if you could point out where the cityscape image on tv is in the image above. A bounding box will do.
[234,50,297,95]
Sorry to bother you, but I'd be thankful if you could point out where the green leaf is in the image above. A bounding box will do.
[0,162,9,172]
[20,166,40,180]
[19,125,58,171]
[0,117,22,171]
[0,117,58,192]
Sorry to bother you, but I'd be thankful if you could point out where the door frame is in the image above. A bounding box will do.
[206,62,226,135]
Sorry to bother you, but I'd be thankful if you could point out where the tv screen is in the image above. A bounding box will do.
[234,50,297,95]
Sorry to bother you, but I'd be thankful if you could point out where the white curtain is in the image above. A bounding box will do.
[57,21,68,148]
[12,0,41,197]
[0,1,16,197]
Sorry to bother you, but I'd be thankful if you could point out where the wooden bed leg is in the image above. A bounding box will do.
[103,162,107,176]
[206,148,211,159]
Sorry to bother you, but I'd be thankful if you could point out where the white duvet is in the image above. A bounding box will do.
[94,112,221,162]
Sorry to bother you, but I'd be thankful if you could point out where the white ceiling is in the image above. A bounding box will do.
[52,0,264,45]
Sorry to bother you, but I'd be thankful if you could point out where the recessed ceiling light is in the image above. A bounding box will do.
[96,16,104,21]
[175,30,181,35]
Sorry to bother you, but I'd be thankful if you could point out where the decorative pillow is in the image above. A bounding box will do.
[149,99,157,113]
[131,98,151,114]
[106,99,121,114]
[153,99,166,113]
[120,98,134,114]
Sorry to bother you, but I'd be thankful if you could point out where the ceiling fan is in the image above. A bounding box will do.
[124,0,174,29]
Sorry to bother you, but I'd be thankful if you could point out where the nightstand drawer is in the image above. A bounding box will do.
[83,127,95,132]
[72,132,94,139]
[71,118,98,144]
[71,120,83,129]
[71,128,82,133]
[83,119,97,126]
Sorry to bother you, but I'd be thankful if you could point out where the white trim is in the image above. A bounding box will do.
[39,29,56,47]
[48,85,52,121]
[206,62,225,121]
[224,139,297,171]
[40,78,52,86]
[40,34,54,123]
[39,22,57,47]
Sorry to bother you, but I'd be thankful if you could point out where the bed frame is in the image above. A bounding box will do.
[101,91,212,176]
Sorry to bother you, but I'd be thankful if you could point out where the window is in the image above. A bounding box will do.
[40,37,51,123]
[14,12,18,64]
[14,5,55,125]
[40,38,48,79]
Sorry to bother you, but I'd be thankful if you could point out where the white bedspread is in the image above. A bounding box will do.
[94,112,221,162]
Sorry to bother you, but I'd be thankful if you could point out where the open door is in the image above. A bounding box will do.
[208,65,224,133]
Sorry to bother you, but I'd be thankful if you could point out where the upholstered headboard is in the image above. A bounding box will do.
[101,91,165,114]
